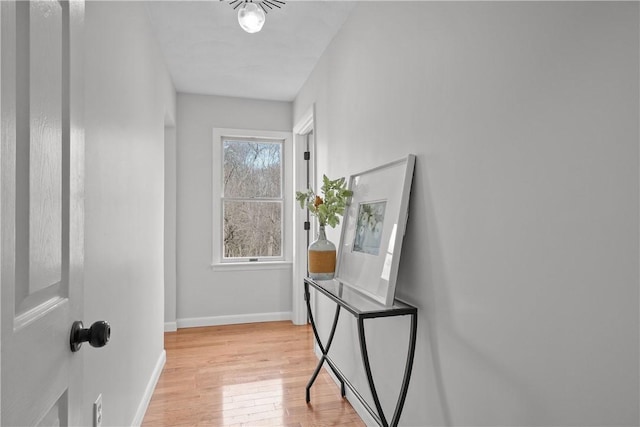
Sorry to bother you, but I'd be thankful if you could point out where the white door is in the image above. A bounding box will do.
[1,1,85,425]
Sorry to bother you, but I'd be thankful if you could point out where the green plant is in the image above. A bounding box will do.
[296,175,353,228]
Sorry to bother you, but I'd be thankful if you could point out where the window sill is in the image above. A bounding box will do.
[210,261,293,272]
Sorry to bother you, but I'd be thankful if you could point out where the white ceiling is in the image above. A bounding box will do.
[145,1,355,102]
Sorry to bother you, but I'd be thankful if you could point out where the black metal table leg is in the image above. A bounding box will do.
[390,311,418,426]
[357,318,389,427]
[305,281,344,403]
[356,313,418,427]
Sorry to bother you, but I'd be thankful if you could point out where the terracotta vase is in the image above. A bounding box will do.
[308,224,336,280]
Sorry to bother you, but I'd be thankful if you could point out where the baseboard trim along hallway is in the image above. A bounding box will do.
[176,311,291,329]
[133,349,166,426]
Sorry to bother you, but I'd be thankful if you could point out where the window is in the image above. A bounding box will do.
[221,137,284,261]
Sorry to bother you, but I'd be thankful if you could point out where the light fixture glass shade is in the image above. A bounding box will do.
[238,3,265,33]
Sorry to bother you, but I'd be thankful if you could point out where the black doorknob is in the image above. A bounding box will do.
[70,320,111,352]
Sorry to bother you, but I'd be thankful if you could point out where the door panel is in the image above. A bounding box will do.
[2,1,84,425]
[25,0,64,297]
[15,0,65,322]
[37,392,67,427]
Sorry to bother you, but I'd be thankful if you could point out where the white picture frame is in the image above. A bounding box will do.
[335,155,416,306]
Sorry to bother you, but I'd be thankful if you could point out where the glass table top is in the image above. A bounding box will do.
[304,278,416,317]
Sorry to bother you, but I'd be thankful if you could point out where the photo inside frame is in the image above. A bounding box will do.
[353,201,387,256]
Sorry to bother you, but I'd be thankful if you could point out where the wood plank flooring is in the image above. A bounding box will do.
[142,321,365,426]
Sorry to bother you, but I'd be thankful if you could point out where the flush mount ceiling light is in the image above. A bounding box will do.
[223,0,286,34]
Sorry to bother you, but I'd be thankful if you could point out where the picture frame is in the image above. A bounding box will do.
[335,155,416,306]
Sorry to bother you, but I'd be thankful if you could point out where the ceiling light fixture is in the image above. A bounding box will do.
[224,0,286,34]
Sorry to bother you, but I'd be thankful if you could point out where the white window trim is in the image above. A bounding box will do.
[210,261,293,272]
[212,127,293,266]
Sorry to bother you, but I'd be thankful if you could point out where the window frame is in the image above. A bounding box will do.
[212,128,293,267]
[221,136,284,262]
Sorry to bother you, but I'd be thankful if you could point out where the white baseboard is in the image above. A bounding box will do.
[131,350,166,427]
[343,384,377,426]
[176,311,292,329]
[313,345,375,426]
[164,321,177,332]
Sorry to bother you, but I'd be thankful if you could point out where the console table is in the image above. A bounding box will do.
[304,277,418,427]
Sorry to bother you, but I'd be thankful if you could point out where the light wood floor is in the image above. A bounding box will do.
[142,321,365,426]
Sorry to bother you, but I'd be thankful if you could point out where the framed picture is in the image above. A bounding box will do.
[335,155,416,306]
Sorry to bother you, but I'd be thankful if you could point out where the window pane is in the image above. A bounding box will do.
[223,201,282,258]
[223,139,282,198]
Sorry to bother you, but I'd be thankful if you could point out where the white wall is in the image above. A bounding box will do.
[176,94,293,325]
[165,126,177,331]
[84,2,176,426]
[294,2,639,426]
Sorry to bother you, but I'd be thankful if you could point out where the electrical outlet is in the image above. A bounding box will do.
[93,394,102,427]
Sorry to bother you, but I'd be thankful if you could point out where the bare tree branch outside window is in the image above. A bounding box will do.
[222,138,283,259]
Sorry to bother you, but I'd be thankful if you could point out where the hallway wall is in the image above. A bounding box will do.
[175,94,293,326]
[294,2,639,425]
[84,2,176,425]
